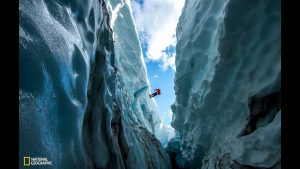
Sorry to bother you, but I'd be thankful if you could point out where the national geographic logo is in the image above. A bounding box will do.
[24,157,30,166]
[24,156,53,167]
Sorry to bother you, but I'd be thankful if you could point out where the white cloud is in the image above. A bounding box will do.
[131,0,185,71]
[160,53,176,71]
[153,75,159,79]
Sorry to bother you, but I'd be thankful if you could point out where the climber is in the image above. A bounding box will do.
[149,88,161,98]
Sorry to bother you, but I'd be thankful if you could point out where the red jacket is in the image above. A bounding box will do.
[155,89,161,95]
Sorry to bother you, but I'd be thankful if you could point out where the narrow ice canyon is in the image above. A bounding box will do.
[19,0,281,168]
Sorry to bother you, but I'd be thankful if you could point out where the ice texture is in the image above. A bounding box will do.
[171,0,281,168]
[105,0,173,145]
[19,0,170,168]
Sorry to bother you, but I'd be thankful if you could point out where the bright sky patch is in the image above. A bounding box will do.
[131,0,185,71]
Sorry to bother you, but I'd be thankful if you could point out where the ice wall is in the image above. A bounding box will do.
[105,0,171,144]
[19,0,170,168]
[171,0,281,168]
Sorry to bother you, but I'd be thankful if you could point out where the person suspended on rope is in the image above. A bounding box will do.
[149,88,161,98]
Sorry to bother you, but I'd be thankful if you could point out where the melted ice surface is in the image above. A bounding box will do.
[19,0,171,168]
[171,0,281,168]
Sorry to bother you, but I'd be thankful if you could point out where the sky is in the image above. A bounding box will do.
[130,0,185,125]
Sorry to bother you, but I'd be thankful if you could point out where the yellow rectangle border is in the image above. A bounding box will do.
[24,157,30,166]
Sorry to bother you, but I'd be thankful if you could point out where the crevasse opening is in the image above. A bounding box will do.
[128,0,186,147]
